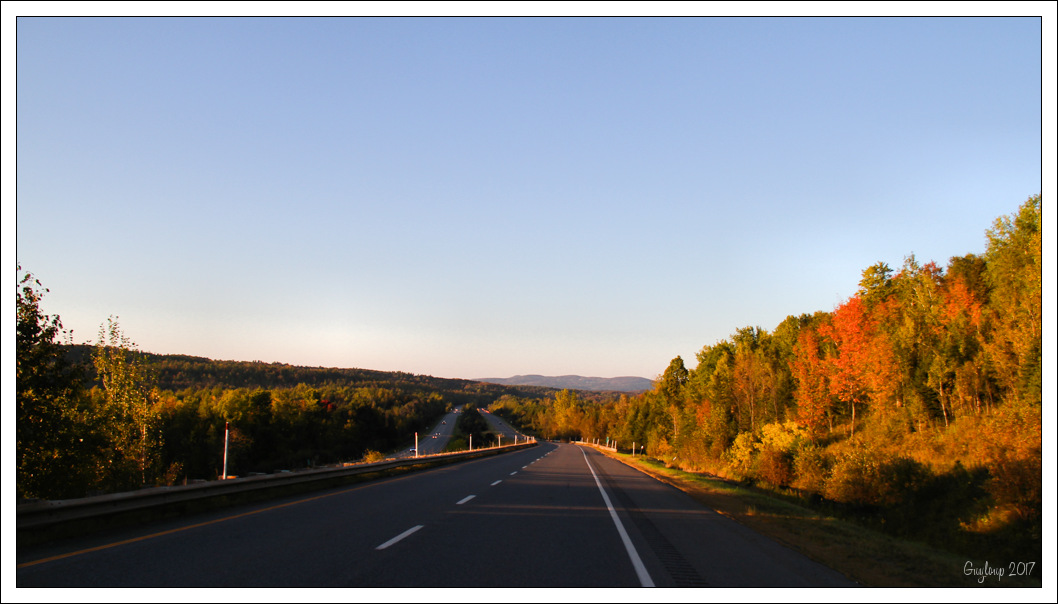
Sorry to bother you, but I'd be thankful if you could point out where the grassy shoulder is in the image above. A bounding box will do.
[591,447,1041,588]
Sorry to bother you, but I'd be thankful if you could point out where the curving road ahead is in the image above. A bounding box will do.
[17,443,856,588]
[479,408,530,445]
[402,407,532,458]
[401,406,464,457]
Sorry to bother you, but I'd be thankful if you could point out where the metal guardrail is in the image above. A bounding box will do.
[17,442,537,540]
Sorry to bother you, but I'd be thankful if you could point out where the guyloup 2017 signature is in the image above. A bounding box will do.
[963,560,1036,583]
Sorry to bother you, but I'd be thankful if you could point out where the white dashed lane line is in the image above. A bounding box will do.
[376,525,423,550]
[94,446,557,559]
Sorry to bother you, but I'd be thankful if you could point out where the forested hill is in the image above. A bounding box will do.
[478,374,654,392]
[18,345,566,494]
[63,344,557,402]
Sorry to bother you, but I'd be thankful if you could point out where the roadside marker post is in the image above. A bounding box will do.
[222,422,230,480]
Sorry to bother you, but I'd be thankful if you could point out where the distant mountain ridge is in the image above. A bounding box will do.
[476,374,654,393]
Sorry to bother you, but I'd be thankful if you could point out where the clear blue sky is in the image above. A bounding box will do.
[9,11,1050,380]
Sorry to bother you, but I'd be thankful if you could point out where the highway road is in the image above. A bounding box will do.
[16,442,856,588]
[480,408,530,445]
[400,406,531,458]
[400,406,463,457]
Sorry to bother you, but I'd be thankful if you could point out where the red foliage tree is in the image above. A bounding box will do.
[791,325,833,439]
[822,295,900,434]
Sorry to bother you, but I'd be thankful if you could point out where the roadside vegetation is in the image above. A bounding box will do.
[594,448,1040,587]
[490,195,1043,582]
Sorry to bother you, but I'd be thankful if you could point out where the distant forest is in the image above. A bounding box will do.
[17,318,558,500]
[477,374,654,393]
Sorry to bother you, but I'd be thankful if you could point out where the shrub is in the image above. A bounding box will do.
[162,461,185,486]
[651,436,677,467]
[873,455,930,507]
[676,431,712,472]
[756,446,793,488]
[824,446,878,505]
[793,443,830,495]
[759,421,807,452]
[728,432,758,476]
[980,406,1042,523]
[824,444,929,507]
[752,421,809,488]
[987,452,1041,522]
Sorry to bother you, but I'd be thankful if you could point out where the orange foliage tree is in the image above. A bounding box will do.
[791,324,834,439]
[935,271,989,417]
[821,295,900,434]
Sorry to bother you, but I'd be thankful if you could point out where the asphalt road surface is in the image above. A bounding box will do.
[401,406,463,457]
[401,407,532,458]
[17,442,856,588]
[480,408,530,445]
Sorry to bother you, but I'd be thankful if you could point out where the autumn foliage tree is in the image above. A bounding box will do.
[982,194,1042,408]
[821,295,900,434]
[791,322,834,438]
[932,268,989,418]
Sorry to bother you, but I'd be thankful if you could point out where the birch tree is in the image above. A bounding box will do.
[93,317,163,490]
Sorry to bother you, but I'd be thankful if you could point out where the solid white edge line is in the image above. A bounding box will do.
[456,495,476,505]
[375,525,423,550]
[580,448,655,588]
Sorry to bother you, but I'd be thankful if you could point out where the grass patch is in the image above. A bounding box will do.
[603,450,1040,587]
